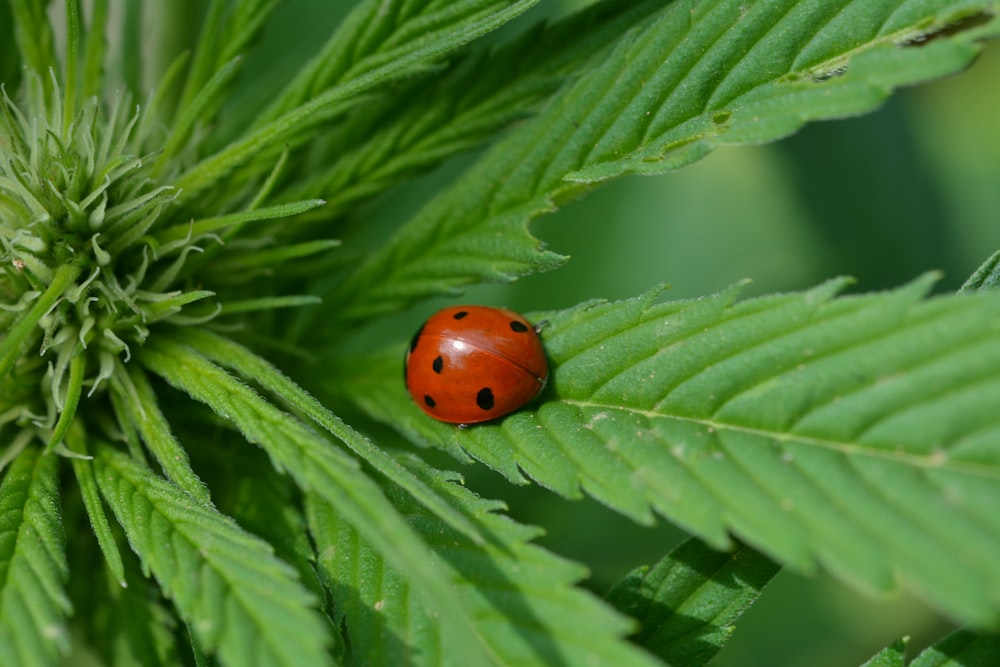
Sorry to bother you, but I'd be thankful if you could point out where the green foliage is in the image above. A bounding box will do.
[93,444,330,667]
[320,0,1000,326]
[0,0,998,666]
[863,639,908,667]
[909,629,1000,666]
[308,454,660,667]
[137,334,502,665]
[861,629,1000,666]
[0,447,70,666]
[605,538,779,666]
[346,275,1000,627]
[961,249,1000,293]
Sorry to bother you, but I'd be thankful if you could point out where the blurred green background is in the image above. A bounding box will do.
[234,1,1000,665]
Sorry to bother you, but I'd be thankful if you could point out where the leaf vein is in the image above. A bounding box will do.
[702,0,805,109]
[565,400,1000,481]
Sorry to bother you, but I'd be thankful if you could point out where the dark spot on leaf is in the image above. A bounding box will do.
[902,13,991,47]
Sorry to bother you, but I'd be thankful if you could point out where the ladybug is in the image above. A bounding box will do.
[405,306,548,425]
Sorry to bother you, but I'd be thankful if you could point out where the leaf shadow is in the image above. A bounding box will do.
[607,538,781,667]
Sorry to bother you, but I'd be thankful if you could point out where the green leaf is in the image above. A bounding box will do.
[93,444,331,667]
[910,629,1000,667]
[156,199,327,245]
[0,264,82,381]
[80,0,108,98]
[605,539,779,666]
[111,365,210,504]
[7,0,57,78]
[66,428,126,587]
[169,326,484,545]
[219,0,282,65]
[0,446,72,667]
[120,0,142,98]
[861,630,1000,667]
[218,295,322,316]
[861,638,907,667]
[172,0,281,127]
[307,454,661,667]
[153,54,245,177]
[345,277,1000,627]
[62,0,81,137]
[960,250,1000,293]
[211,443,327,606]
[44,352,85,452]
[66,515,179,667]
[175,0,540,201]
[281,0,664,219]
[202,239,341,281]
[254,0,542,127]
[94,570,180,667]
[326,0,1000,324]
[137,335,499,665]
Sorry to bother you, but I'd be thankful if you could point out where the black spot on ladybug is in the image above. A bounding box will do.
[432,356,443,373]
[476,387,494,411]
[453,311,469,320]
[509,320,529,333]
[409,324,425,352]
[424,395,436,408]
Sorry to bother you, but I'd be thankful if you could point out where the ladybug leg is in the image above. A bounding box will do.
[532,320,549,334]
[457,423,470,430]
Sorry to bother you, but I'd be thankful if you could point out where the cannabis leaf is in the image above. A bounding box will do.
[136,335,499,665]
[961,249,1000,293]
[862,639,907,667]
[3,0,998,664]
[175,0,541,200]
[345,277,1000,627]
[0,448,71,667]
[256,0,541,126]
[863,629,1000,666]
[909,629,1000,666]
[64,516,181,667]
[308,454,659,667]
[93,445,331,667]
[324,0,1000,325]
[605,539,779,666]
[278,0,663,221]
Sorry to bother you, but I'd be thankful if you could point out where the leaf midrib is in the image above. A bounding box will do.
[565,283,995,455]
[562,400,1000,480]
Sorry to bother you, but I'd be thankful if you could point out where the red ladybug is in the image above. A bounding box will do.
[405,306,548,425]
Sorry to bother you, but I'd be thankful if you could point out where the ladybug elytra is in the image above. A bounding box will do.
[405,306,548,425]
